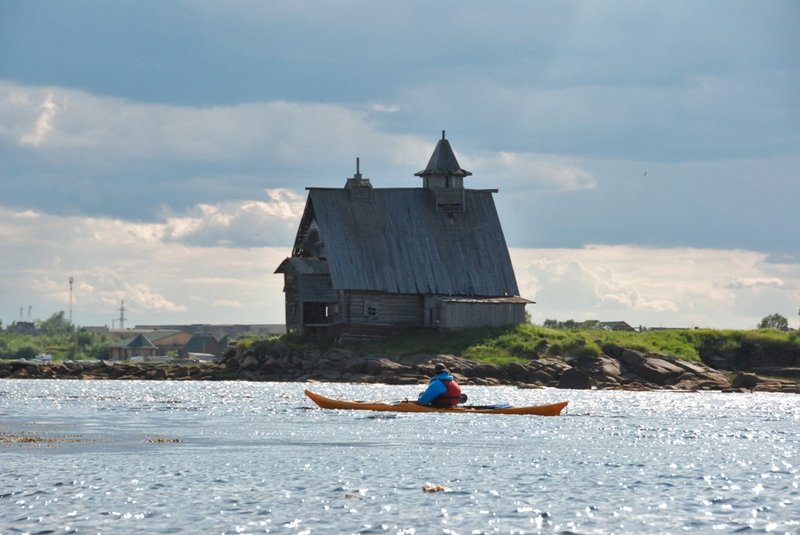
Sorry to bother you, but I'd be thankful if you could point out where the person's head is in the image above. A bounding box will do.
[434,363,447,375]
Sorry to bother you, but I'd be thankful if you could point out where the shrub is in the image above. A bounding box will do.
[565,341,602,358]
[15,345,39,360]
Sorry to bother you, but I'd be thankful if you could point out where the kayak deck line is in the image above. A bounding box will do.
[304,389,568,416]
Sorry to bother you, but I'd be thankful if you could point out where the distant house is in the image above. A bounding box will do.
[109,333,159,361]
[593,321,637,332]
[8,321,39,336]
[146,330,194,354]
[276,132,531,339]
[179,334,223,359]
[107,329,193,357]
[134,324,286,338]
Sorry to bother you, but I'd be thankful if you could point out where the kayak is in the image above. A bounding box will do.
[304,389,568,416]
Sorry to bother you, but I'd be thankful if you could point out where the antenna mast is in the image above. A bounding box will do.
[68,276,74,324]
[119,300,126,330]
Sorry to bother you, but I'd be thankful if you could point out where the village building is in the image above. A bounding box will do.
[577,320,638,332]
[275,132,531,340]
[179,334,224,360]
[109,333,160,361]
[108,330,227,361]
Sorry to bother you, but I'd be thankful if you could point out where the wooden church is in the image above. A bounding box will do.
[275,132,531,339]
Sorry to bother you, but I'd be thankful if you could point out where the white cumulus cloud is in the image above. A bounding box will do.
[471,151,596,191]
[726,277,785,289]
[510,245,799,329]
[20,92,58,147]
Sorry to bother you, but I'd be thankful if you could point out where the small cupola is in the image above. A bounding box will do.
[415,131,471,212]
[344,157,373,202]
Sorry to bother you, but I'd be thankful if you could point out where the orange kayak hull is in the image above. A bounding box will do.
[304,389,568,416]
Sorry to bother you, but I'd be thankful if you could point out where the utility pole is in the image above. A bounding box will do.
[68,276,74,324]
[119,300,126,330]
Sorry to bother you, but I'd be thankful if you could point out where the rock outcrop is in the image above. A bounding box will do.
[217,345,796,392]
[1,346,798,393]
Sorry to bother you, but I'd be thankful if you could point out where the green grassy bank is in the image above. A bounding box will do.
[3,324,797,370]
[239,324,799,369]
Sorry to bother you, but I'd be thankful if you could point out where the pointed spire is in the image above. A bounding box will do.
[415,131,472,178]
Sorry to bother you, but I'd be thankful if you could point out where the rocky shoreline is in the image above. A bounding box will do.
[1,343,798,393]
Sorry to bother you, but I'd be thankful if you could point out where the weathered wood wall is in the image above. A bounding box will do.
[438,302,526,329]
[345,292,423,327]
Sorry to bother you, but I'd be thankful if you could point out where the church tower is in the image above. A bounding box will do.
[414,131,472,212]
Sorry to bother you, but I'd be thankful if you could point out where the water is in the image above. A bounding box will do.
[1,380,798,534]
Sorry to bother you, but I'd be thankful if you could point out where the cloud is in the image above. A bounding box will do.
[0,204,292,326]
[0,80,425,168]
[1,79,797,257]
[470,151,596,191]
[726,277,785,290]
[0,80,438,220]
[162,189,306,247]
[510,245,800,329]
[20,92,57,147]
[1,202,798,329]
[368,103,401,113]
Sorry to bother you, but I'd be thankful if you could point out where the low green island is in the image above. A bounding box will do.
[1,320,798,392]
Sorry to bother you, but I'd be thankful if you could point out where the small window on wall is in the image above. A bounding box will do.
[364,302,378,318]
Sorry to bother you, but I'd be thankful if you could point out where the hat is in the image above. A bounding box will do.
[434,363,447,374]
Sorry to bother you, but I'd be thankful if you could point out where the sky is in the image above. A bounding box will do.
[1,0,798,330]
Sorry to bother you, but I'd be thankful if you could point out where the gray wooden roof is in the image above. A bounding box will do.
[113,333,158,349]
[415,131,472,178]
[293,188,520,297]
[275,257,330,275]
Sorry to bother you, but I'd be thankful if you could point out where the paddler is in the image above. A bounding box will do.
[417,363,465,407]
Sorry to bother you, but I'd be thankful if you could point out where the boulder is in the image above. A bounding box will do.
[751,366,800,379]
[616,348,647,371]
[558,367,593,389]
[240,354,261,372]
[667,359,728,381]
[364,357,409,376]
[526,369,557,386]
[573,354,622,382]
[270,339,289,358]
[636,355,688,385]
[702,354,732,370]
[731,372,759,390]
[338,356,367,373]
[323,348,351,363]
[505,362,530,382]
[313,367,343,381]
[456,361,506,382]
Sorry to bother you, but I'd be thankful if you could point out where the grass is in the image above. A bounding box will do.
[235,324,799,367]
[354,324,696,363]
[227,324,800,374]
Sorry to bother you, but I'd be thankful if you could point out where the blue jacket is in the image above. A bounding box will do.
[418,372,455,405]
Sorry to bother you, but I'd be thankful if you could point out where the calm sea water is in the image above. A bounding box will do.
[1,380,798,535]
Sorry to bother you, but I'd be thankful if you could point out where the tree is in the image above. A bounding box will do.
[37,311,74,336]
[757,313,789,331]
[15,344,39,360]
